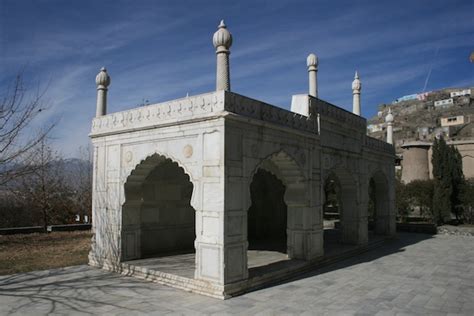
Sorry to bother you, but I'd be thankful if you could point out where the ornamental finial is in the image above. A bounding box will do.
[213,19,232,49]
[352,70,361,92]
[385,108,394,123]
[307,53,318,68]
[96,67,111,88]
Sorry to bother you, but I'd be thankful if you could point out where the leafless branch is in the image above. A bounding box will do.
[0,70,55,186]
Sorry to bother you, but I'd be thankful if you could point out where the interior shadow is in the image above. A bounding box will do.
[247,239,287,252]
[122,156,196,276]
[247,169,287,253]
[323,173,342,237]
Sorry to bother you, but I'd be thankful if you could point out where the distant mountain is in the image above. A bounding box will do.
[61,158,92,189]
[0,158,91,190]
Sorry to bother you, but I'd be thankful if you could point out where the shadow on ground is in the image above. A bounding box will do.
[0,232,435,314]
[245,230,434,288]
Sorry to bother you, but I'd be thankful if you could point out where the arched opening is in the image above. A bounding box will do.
[368,171,390,235]
[323,173,342,230]
[245,151,307,275]
[140,159,195,256]
[248,169,287,253]
[323,173,345,248]
[121,155,196,273]
[323,169,359,247]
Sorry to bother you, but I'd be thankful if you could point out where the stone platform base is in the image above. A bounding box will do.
[89,236,389,299]
[89,254,226,298]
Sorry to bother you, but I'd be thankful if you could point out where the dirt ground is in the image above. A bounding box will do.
[0,231,91,275]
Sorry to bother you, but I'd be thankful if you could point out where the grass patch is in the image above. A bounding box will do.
[0,231,91,275]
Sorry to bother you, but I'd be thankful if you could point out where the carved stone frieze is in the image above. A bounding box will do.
[225,93,318,134]
[91,92,225,136]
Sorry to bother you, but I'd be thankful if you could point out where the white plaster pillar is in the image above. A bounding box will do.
[386,108,394,144]
[352,71,361,116]
[213,20,232,91]
[307,53,318,98]
[95,67,111,117]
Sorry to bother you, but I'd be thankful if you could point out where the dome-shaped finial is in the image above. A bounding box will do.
[352,70,361,91]
[96,67,111,87]
[307,53,318,68]
[213,19,232,49]
[385,108,394,123]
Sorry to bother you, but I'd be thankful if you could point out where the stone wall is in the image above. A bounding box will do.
[453,141,474,179]
[401,145,431,183]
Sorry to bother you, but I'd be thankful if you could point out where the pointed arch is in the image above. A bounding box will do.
[121,153,196,261]
[246,149,308,260]
[323,167,359,245]
[249,150,306,188]
[122,152,198,210]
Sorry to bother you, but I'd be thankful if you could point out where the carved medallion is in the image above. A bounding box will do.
[183,145,193,158]
[124,151,133,163]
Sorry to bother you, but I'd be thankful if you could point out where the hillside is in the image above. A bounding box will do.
[367,87,474,153]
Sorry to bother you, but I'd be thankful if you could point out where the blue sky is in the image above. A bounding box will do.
[1,0,473,157]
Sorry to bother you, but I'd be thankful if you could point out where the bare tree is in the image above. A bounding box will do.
[13,139,75,231]
[0,71,54,185]
[74,146,93,223]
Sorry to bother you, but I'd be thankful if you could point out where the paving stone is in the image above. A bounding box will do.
[0,233,473,315]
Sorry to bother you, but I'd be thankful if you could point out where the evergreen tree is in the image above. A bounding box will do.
[432,138,450,223]
[460,180,474,224]
[450,145,464,220]
[431,137,464,224]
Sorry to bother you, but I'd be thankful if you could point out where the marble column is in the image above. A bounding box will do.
[95,67,111,117]
[213,20,233,91]
[386,108,394,144]
[352,71,361,116]
[307,53,318,98]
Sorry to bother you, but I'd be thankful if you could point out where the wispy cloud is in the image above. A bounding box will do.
[1,0,472,157]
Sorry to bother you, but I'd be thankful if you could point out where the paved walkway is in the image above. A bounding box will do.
[0,233,473,315]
